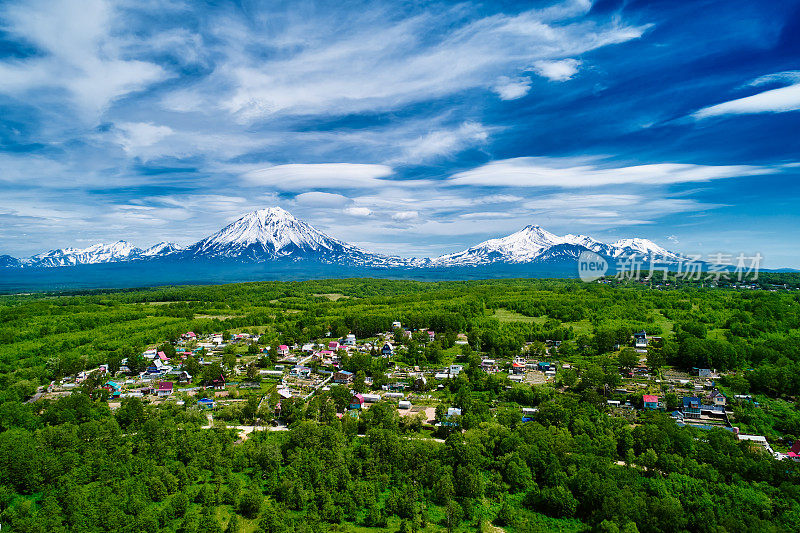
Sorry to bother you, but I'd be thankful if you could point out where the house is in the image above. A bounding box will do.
[398,400,412,410]
[787,441,800,462]
[736,433,776,456]
[427,331,436,341]
[147,359,167,374]
[537,362,551,372]
[104,381,122,398]
[449,364,463,377]
[682,397,701,418]
[512,362,525,375]
[392,321,402,330]
[413,375,427,390]
[329,341,340,350]
[301,343,315,353]
[197,397,215,409]
[277,345,290,357]
[642,394,661,410]
[710,389,727,406]
[333,370,353,384]
[156,381,174,397]
[158,351,168,361]
[277,388,293,399]
[694,368,713,378]
[345,334,357,346]
[442,407,462,426]
[182,331,197,340]
[350,393,365,410]
[481,359,496,369]
[362,393,381,403]
[633,331,648,348]
[210,373,226,389]
[381,342,394,357]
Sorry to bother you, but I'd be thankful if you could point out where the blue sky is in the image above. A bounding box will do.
[1,0,799,266]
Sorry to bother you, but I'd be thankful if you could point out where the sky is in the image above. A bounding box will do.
[0,0,799,267]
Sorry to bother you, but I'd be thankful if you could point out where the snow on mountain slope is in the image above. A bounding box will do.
[609,238,682,261]
[185,207,407,266]
[26,241,143,268]
[432,225,564,265]
[0,254,21,268]
[10,208,686,270]
[432,226,683,266]
[141,242,183,257]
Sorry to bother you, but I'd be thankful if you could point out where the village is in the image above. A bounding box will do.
[36,322,800,461]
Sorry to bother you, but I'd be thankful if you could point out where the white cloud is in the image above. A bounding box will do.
[170,2,649,121]
[242,163,394,190]
[393,122,490,164]
[532,59,581,81]
[0,0,169,116]
[459,211,517,219]
[294,192,351,208]
[343,207,372,217]
[448,157,775,188]
[492,76,533,100]
[392,210,419,221]
[115,122,174,154]
[693,71,800,119]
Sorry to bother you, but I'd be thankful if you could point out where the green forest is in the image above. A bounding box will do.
[1,276,800,532]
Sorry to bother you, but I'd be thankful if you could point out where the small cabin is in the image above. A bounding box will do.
[350,393,365,410]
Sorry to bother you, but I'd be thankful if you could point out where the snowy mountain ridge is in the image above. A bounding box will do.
[5,208,685,269]
[430,225,683,266]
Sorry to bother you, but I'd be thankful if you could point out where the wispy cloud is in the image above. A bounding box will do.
[0,0,169,117]
[693,71,800,119]
[391,122,490,164]
[115,122,174,155]
[163,2,648,121]
[448,157,776,188]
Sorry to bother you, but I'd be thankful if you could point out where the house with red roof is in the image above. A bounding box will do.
[350,393,365,410]
[156,381,173,397]
[643,395,661,410]
[277,345,290,357]
[787,441,800,461]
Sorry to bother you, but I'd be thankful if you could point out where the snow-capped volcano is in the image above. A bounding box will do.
[431,225,682,266]
[26,241,143,268]
[185,207,405,265]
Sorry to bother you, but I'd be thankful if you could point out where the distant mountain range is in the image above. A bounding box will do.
[2,207,686,269]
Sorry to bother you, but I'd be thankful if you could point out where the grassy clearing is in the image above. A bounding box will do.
[561,319,594,336]
[493,308,547,324]
[314,293,350,301]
